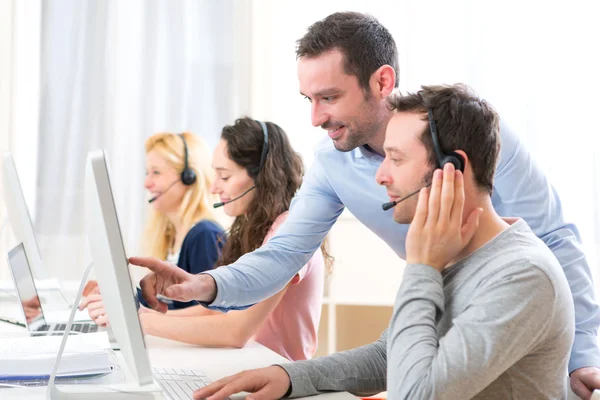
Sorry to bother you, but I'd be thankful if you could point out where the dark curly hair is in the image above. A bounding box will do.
[217,117,333,272]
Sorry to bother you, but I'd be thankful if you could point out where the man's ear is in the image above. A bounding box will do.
[455,150,469,172]
[370,64,396,99]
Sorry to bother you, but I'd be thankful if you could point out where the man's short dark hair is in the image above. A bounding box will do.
[296,12,400,92]
[387,84,500,195]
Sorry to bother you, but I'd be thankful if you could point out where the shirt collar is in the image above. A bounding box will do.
[354,145,384,161]
[352,147,365,159]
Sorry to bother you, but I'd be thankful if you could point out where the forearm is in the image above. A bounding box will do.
[165,305,219,317]
[142,288,286,347]
[141,313,248,348]
[279,332,387,398]
[387,265,444,400]
[203,248,310,311]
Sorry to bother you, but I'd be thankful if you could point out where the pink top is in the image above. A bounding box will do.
[252,212,325,361]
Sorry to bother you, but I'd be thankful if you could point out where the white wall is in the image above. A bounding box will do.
[10,0,41,216]
[0,0,41,280]
[0,0,14,280]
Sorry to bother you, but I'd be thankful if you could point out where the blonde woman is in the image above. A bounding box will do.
[80,132,225,322]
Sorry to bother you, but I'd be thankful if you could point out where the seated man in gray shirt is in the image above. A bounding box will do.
[193,84,575,400]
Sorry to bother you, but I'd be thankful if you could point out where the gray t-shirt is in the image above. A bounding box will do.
[282,219,575,399]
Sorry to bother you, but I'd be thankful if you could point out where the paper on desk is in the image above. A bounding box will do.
[0,332,113,379]
[0,331,111,358]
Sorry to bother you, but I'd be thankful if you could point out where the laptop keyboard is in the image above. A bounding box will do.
[61,323,98,333]
[35,323,98,335]
[153,367,228,400]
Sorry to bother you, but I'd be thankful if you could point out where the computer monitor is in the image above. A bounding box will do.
[2,152,47,279]
[84,149,153,387]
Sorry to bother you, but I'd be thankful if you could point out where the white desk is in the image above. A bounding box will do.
[0,288,356,400]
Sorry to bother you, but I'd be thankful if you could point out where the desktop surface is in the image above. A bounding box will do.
[0,288,357,400]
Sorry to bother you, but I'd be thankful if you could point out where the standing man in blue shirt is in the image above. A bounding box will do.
[133,11,600,398]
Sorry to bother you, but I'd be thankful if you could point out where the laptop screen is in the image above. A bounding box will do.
[7,243,47,331]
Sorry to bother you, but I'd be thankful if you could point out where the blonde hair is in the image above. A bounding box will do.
[142,132,218,260]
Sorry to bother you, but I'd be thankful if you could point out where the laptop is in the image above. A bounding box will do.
[7,243,99,336]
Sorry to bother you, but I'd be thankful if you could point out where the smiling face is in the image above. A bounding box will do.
[210,139,256,217]
[376,112,435,224]
[297,49,387,152]
[144,150,188,213]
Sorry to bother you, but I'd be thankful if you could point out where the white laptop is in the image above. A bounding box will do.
[6,243,99,336]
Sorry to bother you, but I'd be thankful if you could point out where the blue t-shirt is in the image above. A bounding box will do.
[137,219,225,309]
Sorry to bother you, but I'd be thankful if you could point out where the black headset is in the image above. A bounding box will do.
[178,133,197,185]
[427,109,465,172]
[254,120,269,177]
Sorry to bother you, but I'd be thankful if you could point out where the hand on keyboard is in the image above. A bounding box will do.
[79,294,109,327]
[191,366,291,400]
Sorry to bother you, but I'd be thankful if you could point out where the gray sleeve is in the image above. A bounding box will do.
[278,331,388,398]
[387,264,559,400]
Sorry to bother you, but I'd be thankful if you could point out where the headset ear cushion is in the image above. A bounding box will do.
[181,169,197,185]
[443,152,465,173]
